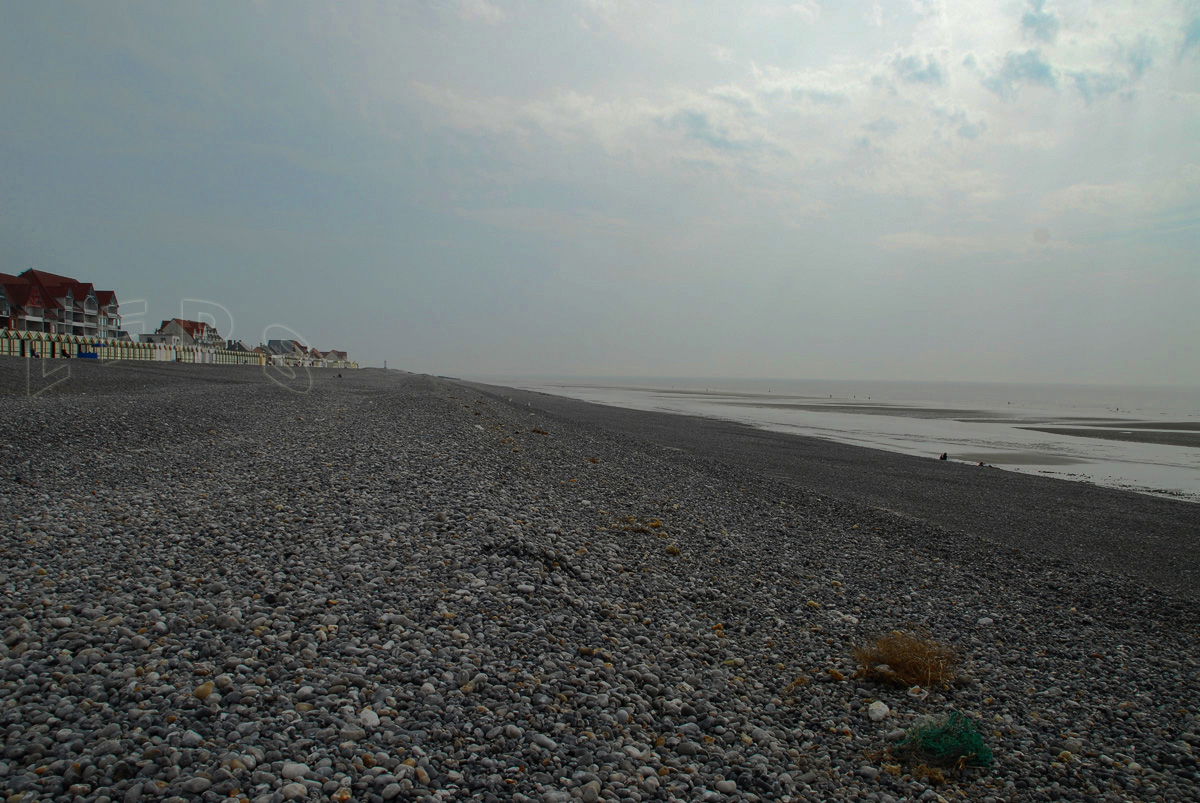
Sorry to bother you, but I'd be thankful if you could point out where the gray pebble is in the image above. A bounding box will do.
[0,366,1194,803]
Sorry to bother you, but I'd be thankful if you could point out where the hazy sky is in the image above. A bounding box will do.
[2,1,1197,383]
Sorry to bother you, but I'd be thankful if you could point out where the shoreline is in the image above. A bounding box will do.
[2,362,1198,801]
[464,379,1200,599]
[504,378,1200,504]
[490,379,1200,505]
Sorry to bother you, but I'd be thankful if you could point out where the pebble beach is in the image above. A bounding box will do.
[1,362,1197,802]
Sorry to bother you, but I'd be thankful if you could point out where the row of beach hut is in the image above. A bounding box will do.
[0,329,264,365]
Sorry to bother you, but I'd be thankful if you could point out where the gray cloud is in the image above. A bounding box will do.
[1125,36,1155,77]
[934,106,987,139]
[1064,36,1156,104]
[1069,70,1124,103]
[982,50,1057,98]
[1180,17,1200,56]
[1,1,1194,384]
[789,87,847,105]
[893,53,946,85]
[1021,0,1060,43]
[662,109,754,152]
[957,120,986,139]
[863,117,899,136]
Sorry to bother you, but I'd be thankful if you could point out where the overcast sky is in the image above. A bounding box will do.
[2,1,1197,383]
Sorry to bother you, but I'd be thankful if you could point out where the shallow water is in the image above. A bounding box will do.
[477,376,1200,503]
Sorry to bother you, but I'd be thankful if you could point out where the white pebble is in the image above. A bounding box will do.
[868,701,890,721]
[281,781,308,799]
[281,761,309,779]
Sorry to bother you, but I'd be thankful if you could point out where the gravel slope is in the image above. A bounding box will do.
[1,362,1197,802]
[463,381,1200,600]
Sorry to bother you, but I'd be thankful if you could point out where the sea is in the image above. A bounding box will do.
[472,376,1200,504]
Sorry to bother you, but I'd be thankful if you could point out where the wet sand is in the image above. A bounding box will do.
[1088,421,1200,430]
[1021,426,1200,448]
[548,384,1198,458]
[724,400,994,419]
[953,452,1085,466]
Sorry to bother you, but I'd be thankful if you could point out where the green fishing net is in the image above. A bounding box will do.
[897,711,994,768]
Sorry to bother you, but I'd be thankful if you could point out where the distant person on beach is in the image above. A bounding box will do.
[939,452,947,461]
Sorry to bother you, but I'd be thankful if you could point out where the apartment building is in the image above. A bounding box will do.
[0,269,123,338]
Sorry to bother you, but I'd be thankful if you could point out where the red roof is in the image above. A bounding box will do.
[158,318,217,339]
[21,269,73,283]
[23,271,77,308]
[2,269,119,330]
[3,281,46,309]
[0,273,23,300]
[16,269,111,311]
